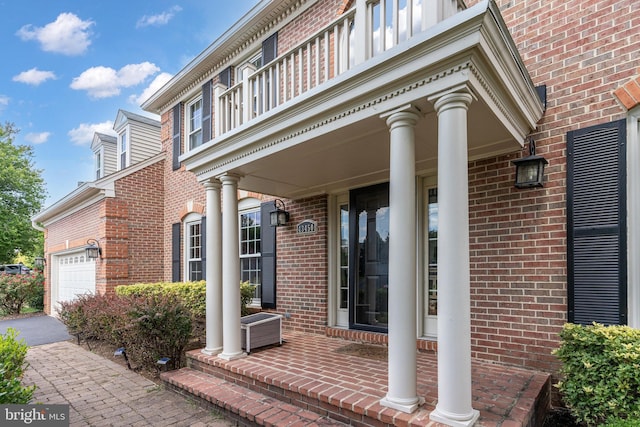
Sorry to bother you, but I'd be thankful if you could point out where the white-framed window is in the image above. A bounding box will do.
[118,129,128,170]
[184,214,203,281]
[239,198,262,305]
[186,96,203,151]
[94,147,103,180]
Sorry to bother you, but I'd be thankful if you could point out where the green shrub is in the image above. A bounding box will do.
[603,418,640,427]
[122,294,193,371]
[553,323,640,426]
[58,292,192,372]
[57,294,90,340]
[0,273,43,315]
[27,272,45,311]
[116,281,206,317]
[240,281,256,316]
[0,328,35,403]
[116,280,257,317]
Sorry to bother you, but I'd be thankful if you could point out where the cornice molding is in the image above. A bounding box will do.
[193,61,475,178]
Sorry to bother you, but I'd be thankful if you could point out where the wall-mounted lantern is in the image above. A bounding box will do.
[512,139,548,188]
[85,239,102,260]
[34,256,46,269]
[270,199,290,227]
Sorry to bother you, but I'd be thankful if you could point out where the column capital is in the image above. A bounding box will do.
[202,178,221,190]
[380,104,423,130]
[218,173,241,184]
[428,85,475,115]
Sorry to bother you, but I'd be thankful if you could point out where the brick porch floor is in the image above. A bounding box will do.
[162,332,550,427]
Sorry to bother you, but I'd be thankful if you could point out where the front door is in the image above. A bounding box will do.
[349,183,389,332]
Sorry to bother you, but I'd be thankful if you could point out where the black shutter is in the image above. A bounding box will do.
[260,201,277,309]
[172,104,182,171]
[172,223,181,282]
[219,67,233,87]
[201,216,206,280]
[567,119,627,325]
[201,81,212,144]
[262,33,278,65]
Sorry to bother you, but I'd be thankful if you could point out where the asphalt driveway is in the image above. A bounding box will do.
[0,314,72,345]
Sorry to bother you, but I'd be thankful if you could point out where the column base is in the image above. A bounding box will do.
[430,406,480,427]
[201,346,222,356]
[218,351,247,361]
[380,395,425,414]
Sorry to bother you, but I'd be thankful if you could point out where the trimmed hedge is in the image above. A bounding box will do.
[116,281,207,317]
[0,328,35,403]
[553,323,640,426]
[115,280,257,317]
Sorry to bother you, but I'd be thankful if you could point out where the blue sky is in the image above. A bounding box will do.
[0,0,259,207]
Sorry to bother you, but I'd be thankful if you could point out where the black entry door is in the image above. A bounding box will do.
[349,183,389,332]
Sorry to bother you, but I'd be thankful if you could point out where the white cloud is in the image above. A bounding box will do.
[16,13,94,56]
[24,132,51,144]
[136,6,183,28]
[0,96,8,107]
[130,72,173,105]
[12,68,56,86]
[70,62,160,99]
[68,121,115,146]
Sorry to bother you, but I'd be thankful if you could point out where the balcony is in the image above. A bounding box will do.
[216,0,465,136]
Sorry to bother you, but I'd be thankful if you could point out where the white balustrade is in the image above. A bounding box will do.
[215,0,463,136]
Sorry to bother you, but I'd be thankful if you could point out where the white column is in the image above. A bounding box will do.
[219,174,246,361]
[202,179,222,355]
[429,90,479,427]
[380,105,423,414]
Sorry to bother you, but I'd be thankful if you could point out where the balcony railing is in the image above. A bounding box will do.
[215,0,463,137]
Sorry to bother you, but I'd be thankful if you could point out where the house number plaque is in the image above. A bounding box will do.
[296,219,317,235]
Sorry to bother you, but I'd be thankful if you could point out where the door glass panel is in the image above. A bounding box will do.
[339,204,349,310]
[427,188,438,316]
[351,184,389,330]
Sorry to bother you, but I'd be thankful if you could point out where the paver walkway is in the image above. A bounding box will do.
[24,341,236,427]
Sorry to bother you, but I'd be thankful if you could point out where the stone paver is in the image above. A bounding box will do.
[24,341,236,427]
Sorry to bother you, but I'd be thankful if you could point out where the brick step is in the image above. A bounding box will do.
[162,367,348,426]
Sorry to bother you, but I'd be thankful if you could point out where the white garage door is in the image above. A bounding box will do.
[56,252,96,304]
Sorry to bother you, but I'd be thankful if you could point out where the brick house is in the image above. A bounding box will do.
[32,110,164,314]
[31,0,639,424]
[139,0,639,424]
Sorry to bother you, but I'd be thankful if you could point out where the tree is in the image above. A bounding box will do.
[0,122,46,264]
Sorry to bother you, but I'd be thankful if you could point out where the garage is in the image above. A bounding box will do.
[51,251,96,312]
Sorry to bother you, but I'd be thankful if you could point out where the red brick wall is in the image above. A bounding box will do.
[462,0,639,371]
[112,159,165,287]
[278,0,346,54]
[271,195,329,334]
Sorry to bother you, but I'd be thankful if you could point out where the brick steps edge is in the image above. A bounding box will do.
[161,367,348,427]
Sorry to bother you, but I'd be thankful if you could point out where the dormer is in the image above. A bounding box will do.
[90,133,117,180]
[113,110,161,171]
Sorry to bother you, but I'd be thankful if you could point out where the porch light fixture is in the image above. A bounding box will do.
[270,199,290,227]
[512,139,548,188]
[34,257,46,268]
[85,239,102,260]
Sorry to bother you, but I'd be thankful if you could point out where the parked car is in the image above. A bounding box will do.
[0,264,31,274]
